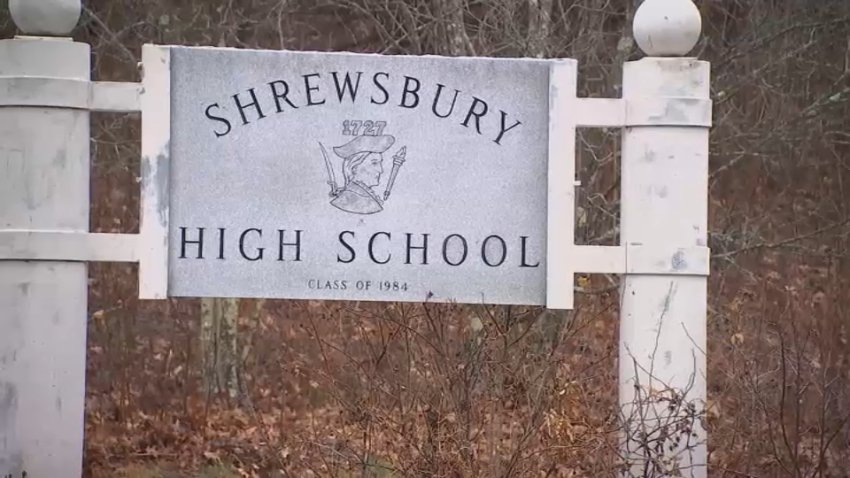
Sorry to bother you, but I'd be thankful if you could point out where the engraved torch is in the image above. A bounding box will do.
[383,146,406,201]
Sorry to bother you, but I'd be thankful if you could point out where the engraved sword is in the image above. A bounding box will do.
[318,142,340,197]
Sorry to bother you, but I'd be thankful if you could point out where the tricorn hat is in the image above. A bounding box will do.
[333,134,395,158]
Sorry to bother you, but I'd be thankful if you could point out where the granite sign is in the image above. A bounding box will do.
[166,46,576,305]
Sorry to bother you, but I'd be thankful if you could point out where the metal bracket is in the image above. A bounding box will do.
[0,230,139,263]
[0,77,141,112]
[572,97,712,128]
[571,244,710,276]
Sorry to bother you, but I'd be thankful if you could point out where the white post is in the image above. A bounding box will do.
[0,1,89,476]
[619,1,709,476]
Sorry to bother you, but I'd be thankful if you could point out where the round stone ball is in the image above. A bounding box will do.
[633,0,702,56]
[10,0,81,36]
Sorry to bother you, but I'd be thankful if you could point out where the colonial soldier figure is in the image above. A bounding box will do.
[328,134,395,215]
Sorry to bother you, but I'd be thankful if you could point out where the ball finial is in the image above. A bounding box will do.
[10,0,82,36]
[633,0,702,57]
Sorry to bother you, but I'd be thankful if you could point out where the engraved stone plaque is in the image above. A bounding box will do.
[166,46,576,305]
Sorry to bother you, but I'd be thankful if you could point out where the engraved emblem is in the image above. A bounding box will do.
[318,120,407,215]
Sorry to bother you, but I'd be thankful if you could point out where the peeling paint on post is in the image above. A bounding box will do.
[0,1,90,476]
[0,74,90,476]
[139,45,172,300]
[0,382,22,474]
[619,0,710,475]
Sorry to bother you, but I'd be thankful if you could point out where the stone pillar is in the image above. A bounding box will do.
[619,1,710,476]
[0,1,89,476]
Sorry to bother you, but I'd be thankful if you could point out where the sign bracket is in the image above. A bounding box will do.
[138,45,172,300]
[0,230,140,262]
[0,76,141,112]
[572,97,712,128]
[570,244,709,276]
[0,235,709,277]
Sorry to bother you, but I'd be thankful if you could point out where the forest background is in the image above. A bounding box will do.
[2,0,850,476]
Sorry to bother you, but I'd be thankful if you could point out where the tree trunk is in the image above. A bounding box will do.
[200,298,240,402]
[527,0,553,58]
[439,0,471,56]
